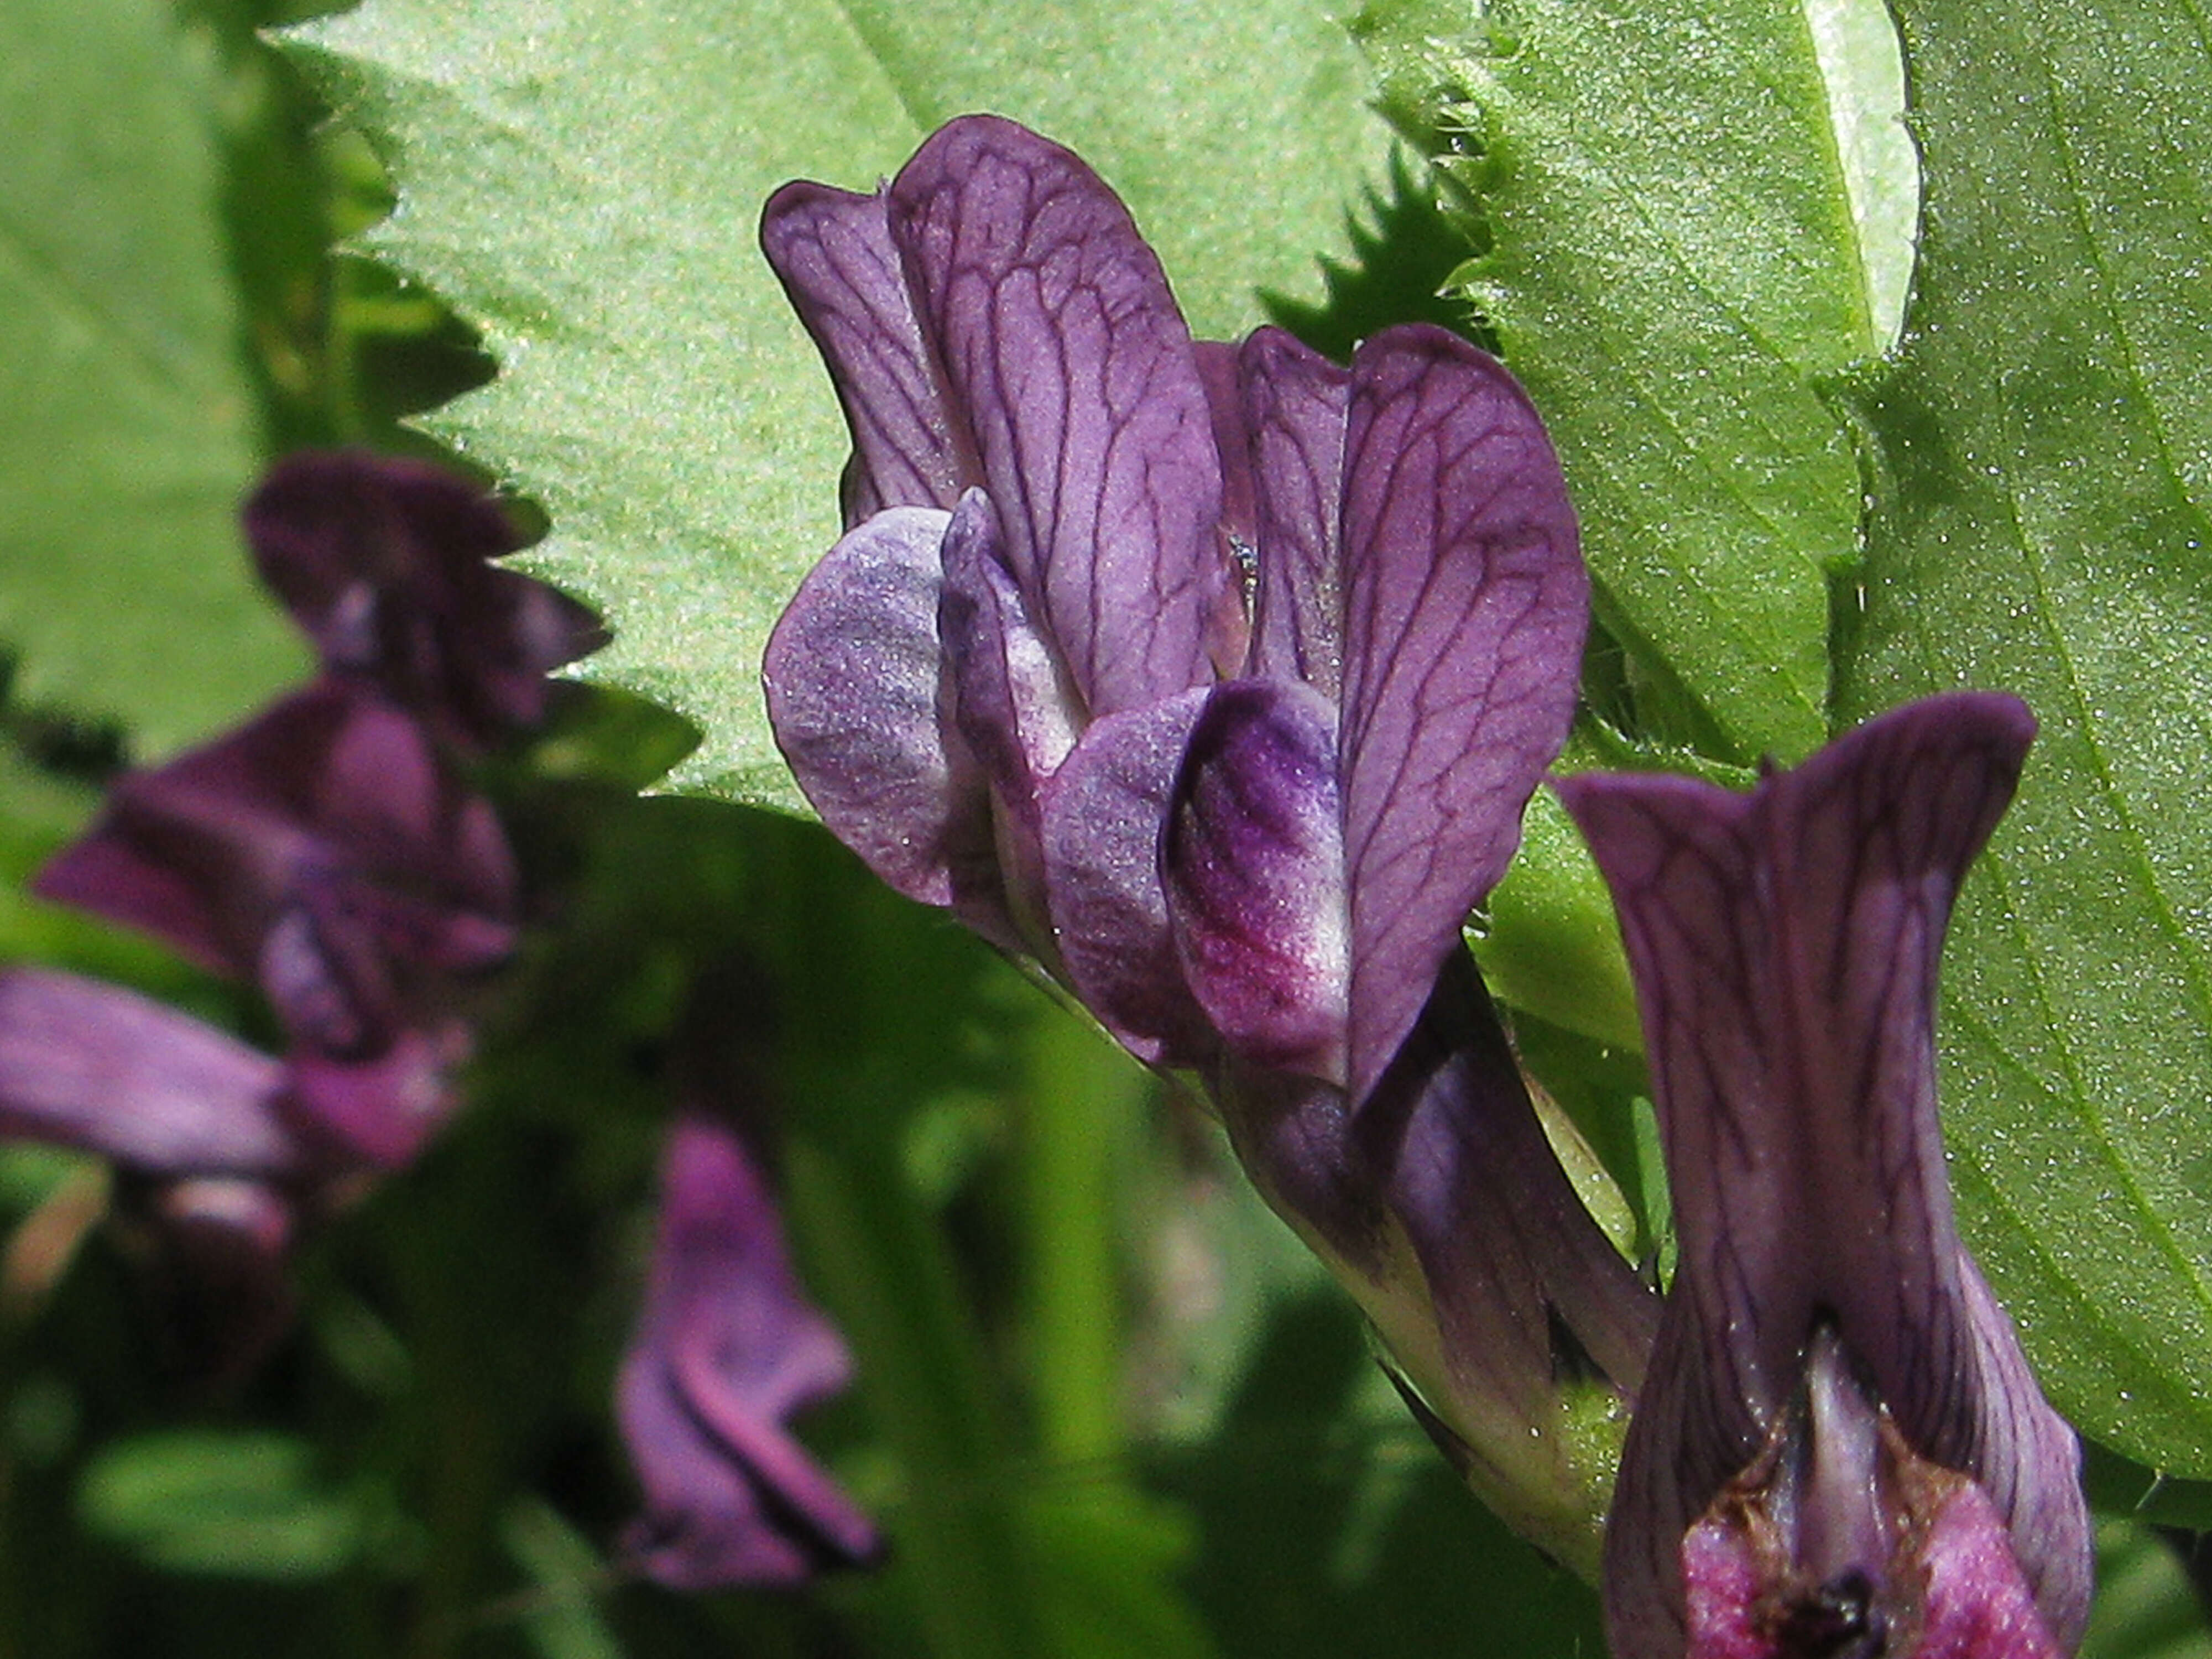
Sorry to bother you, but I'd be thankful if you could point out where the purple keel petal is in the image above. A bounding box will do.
[1040,687,1215,1067]
[1163,678,1348,1082]
[0,969,299,1177]
[1335,325,1587,1104]
[763,504,1004,927]
[1558,693,2089,1658]
[888,114,1230,714]
[246,451,602,745]
[760,181,969,524]
[1238,327,1350,698]
[617,1113,879,1589]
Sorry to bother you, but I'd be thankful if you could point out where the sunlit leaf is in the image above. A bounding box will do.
[281,0,1395,802]
[1838,0,2212,1474]
[0,0,305,751]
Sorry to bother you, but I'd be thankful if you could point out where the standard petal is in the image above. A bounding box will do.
[760,181,968,524]
[617,1113,879,1589]
[246,451,602,745]
[1162,678,1348,1081]
[0,969,299,1177]
[1040,687,1215,1067]
[888,114,1229,714]
[1335,325,1587,1104]
[763,504,1003,921]
[1238,327,1350,698]
[1559,693,2088,1657]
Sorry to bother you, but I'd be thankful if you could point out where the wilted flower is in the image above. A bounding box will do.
[617,1105,880,1589]
[1556,695,2094,1658]
[762,114,1656,1564]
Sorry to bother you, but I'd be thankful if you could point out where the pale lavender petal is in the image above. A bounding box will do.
[762,504,1003,926]
[618,1113,879,1589]
[1238,327,1350,697]
[1040,687,1215,1067]
[888,114,1229,714]
[246,452,602,745]
[937,489,1082,930]
[0,969,299,1177]
[1162,678,1348,1082]
[1559,693,2089,1657]
[760,181,968,524]
[1336,325,1586,1104]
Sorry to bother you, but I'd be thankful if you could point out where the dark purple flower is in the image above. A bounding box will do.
[617,1110,879,1589]
[246,450,604,750]
[37,679,517,1167]
[760,113,1243,959]
[1556,695,2093,1659]
[0,451,595,1373]
[761,117,1657,1566]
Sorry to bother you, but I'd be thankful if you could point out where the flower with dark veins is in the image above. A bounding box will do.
[762,117,1661,1568]
[1556,695,2093,1659]
[760,113,1242,970]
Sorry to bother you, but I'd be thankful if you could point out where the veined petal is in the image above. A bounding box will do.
[1558,693,2089,1658]
[1336,325,1587,1104]
[246,452,602,745]
[763,504,1003,926]
[888,114,1229,714]
[0,969,299,1177]
[1238,327,1350,698]
[1194,340,1258,566]
[760,181,967,524]
[1040,687,1215,1067]
[1162,678,1348,1081]
[617,1113,879,1589]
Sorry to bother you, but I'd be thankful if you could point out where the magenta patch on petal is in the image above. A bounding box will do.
[1682,1517,1780,1659]
[1917,1484,2067,1659]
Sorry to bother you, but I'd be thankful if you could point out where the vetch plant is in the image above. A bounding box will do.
[763,112,1656,1568]
[1558,696,2094,1659]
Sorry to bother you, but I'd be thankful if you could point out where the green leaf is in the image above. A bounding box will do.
[2081,1521,2212,1659]
[77,1430,364,1578]
[1836,0,2212,1473]
[280,0,1396,804]
[1358,0,1899,763]
[0,0,306,752]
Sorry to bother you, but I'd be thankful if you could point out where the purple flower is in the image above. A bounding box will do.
[1556,695,2093,1659]
[246,450,603,752]
[37,679,517,1168]
[761,116,1657,1565]
[617,1109,879,1589]
[0,451,592,1373]
[760,113,1243,961]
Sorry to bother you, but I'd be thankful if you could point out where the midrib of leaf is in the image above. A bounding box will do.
[819,0,940,139]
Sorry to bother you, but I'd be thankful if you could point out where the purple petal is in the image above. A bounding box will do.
[1558,693,2089,1657]
[246,451,602,745]
[1335,325,1587,1104]
[0,969,299,1177]
[888,114,1230,714]
[1238,327,1350,698]
[284,1024,463,1171]
[617,1113,879,1589]
[760,181,968,524]
[38,682,518,988]
[763,504,1006,930]
[1194,340,1259,566]
[1039,687,1215,1066]
[1162,678,1348,1081]
[143,1176,300,1383]
[936,489,1082,937]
